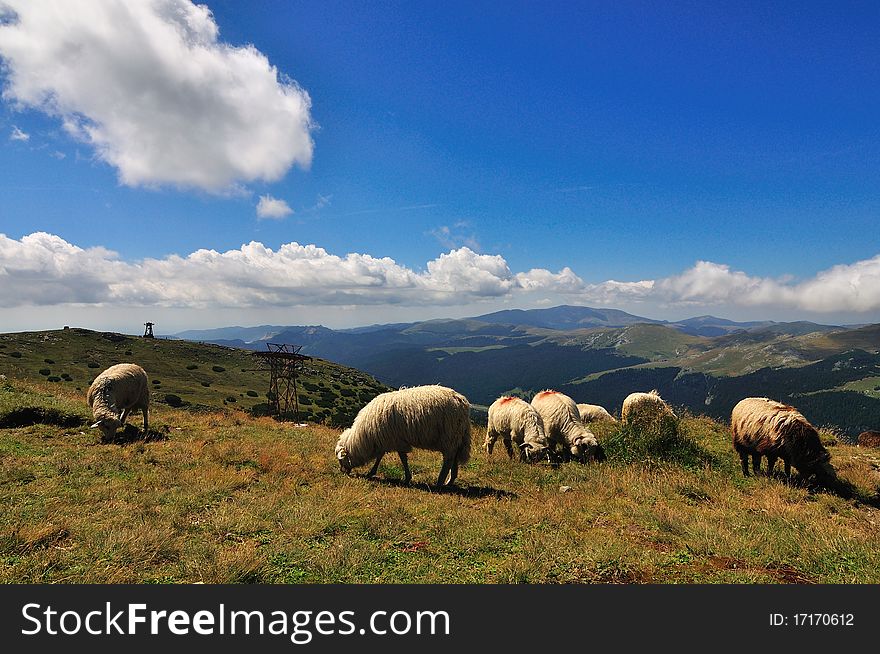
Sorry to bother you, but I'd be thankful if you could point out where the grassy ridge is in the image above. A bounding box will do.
[2,378,879,584]
[0,328,389,426]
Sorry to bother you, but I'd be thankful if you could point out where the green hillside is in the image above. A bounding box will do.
[0,329,389,427]
[2,378,879,584]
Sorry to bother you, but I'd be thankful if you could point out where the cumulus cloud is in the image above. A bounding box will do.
[0,0,313,193]
[2,232,880,316]
[256,194,293,220]
[8,124,27,141]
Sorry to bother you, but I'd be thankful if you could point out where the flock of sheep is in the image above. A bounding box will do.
[85,362,839,488]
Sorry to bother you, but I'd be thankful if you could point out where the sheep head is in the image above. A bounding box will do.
[90,416,121,440]
[335,432,353,474]
[520,441,550,464]
[571,436,605,463]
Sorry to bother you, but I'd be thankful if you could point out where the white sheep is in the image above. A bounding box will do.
[531,390,605,462]
[731,397,835,482]
[484,396,550,461]
[335,385,472,486]
[87,363,150,440]
[577,403,617,424]
[620,390,676,428]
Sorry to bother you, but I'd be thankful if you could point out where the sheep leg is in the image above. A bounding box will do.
[142,406,148,434]
[436,456,453,487]
[766,455,777,476]
[398,452,412,485]
[503,436,514,459]
[783,458,791,477]
[752,454,761,475]
[119,407,130,425]
[739,452,750,477]
[366,453,384,478]
[484,429,497,455]
[448,459,459,485]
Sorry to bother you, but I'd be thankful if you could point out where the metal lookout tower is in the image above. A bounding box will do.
[251,343,311,419]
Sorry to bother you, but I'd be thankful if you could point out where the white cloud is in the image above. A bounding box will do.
[256,194,293,220]
[0,0,314,193]
[429,221,481,251]
[2,232,880,319]
[9,124,28,140]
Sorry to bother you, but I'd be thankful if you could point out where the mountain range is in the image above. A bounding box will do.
[174,305,880,437]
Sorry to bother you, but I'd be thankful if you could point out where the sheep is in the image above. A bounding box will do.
[621,390,676,428]
[857,431,880,448]
[730,397,836,483]
[530,390,605,462]
[577,403,617,424]
[335,385,472,486]
[484,396,550,461]
[87,363,149,440]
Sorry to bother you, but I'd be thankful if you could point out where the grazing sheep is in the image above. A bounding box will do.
[531,390,605,462]
[87,363,149,440]
[730,397,836,482]
[621,391,676,428]
[577,403,617,424]
[485,396,550,461]
[857,431,880,448]
[335,385,471,486]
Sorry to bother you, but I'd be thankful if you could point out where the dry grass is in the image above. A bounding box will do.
[2,380,880,584]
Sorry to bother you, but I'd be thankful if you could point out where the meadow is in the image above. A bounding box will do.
[2,376,880,584]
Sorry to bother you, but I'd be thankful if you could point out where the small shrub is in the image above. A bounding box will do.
[152,379,161,385]
[39,368,51,376]
[201,381,211,387]
[10,351,22,358]
[87,362,100,369]
[246,390,259,398]
[186,364,198,370]
[603,417,712,469]
[212,365,225,373]
[44,358,55,364]
[339,388,355,397]
[226,396,237,403]
[61,373,72,381]
[125,350,132,356]
[47,376,61,382]
[164,394,184,408]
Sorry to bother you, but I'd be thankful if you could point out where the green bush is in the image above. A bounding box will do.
[212,365,225,373]
[603,417,712,469]
[164,394,184,408]
[44,358,55,364]
[61,373,72,381]
[152,379,161,385]
[246,390,259,397]
[87,362,100,368]
[39,369,51,376]
[186,364,198,370]
[47,376,61,382]
[201,381,211,387]
[226,396,237,403]
[125,350,132,356]
[10,352,22,358]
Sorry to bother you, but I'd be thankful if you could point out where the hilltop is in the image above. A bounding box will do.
[1,378,879,584]
[0,328,390,427]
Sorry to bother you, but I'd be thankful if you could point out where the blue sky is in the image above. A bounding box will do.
[1,1,880,332]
